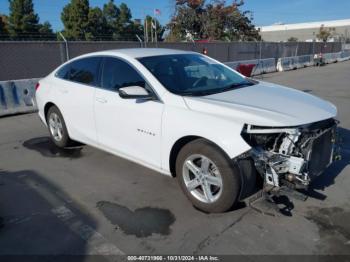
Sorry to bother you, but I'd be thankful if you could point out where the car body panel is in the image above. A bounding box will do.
[160,103,251,172]
[94,87,164,169]
[36,48,337,177]
[184,81,337,127]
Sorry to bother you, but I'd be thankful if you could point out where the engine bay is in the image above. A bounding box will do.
[241,118,340,193]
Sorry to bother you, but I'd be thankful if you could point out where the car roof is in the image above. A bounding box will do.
[80,48,198,59]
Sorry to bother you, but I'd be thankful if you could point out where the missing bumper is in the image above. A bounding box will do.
[241,118,339,192]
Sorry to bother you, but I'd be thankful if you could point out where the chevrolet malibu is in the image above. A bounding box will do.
[36,48,338,213]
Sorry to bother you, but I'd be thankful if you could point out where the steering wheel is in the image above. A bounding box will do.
[192,76,208,88]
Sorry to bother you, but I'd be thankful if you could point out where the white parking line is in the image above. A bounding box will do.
[52,205,125,256]
[24,178,125,257]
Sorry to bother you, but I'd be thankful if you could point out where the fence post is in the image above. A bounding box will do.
[59,32,69,61]
[295,42,299,57]
[135,34,143,48]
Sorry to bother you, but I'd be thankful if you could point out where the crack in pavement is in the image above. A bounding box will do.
[194,210,251,254]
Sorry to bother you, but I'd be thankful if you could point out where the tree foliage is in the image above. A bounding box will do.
[0,15,8,38]
[316,25,335,42]
[86,7,108,40]
[102,0,120,37]
[7,0,54,39]
[61,0,146,41]
[61,0,90,40]
[167,0,260,41]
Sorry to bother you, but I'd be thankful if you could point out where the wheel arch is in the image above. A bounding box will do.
[44,102,57,122]
[168,135,233,177]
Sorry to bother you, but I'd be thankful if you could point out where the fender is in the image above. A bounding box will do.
[161,105,251,173]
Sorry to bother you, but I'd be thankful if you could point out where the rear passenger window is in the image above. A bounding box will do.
[101,57,145,91]
[56,64,71,80]
[56,57,101,86]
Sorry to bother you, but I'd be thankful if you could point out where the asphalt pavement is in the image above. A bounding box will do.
[0,61,349,257]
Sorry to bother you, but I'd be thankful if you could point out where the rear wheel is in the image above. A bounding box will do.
[46,106,72,148]
[176,139,241,213]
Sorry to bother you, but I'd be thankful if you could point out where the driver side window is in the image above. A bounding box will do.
[101,57,146,91]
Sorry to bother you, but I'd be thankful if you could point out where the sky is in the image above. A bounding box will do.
[0,0,349,31]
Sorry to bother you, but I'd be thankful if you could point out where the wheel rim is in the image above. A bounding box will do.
[182,154,223,203]
[48,112,63,142]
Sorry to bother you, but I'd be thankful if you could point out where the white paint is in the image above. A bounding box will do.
[36,48,337,176]
[53,206,125,256]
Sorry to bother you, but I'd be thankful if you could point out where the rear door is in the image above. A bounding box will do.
[55,56,102,144]
[94,56,164,169]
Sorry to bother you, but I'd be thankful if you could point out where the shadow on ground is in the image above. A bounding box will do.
[23,137,83,159]
[0,169,110,260]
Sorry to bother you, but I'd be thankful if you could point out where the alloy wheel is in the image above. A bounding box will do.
[182,154,223,203]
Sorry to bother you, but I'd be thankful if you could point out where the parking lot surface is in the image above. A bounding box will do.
[0,61,350,256]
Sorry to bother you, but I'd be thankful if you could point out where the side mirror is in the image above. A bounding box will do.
[118,86,153,99]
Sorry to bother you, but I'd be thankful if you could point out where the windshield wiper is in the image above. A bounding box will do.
[181,81,255,97]
[181,90,217,97]
[222,81,254,90]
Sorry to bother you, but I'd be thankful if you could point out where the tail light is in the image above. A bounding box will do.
[35,82,40,91]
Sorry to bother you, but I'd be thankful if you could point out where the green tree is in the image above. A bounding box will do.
[0,15,9,39]
[38,21,55,40]
[113,2,132,40]
[102,1,138,40]
[103,0,120,38]
[168,0,260,41]
[8,0,40,39]
[86,7,108,40]
[61,0,90,40]
[118,3,132,25]
[103,2,142,41]
[316,25,335,42]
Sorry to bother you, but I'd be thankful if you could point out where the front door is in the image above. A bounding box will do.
[94,57,164,169]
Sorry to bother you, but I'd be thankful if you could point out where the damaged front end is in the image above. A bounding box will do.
[241,118,340,194]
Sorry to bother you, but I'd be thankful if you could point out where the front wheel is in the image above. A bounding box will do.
[176,139,241,213]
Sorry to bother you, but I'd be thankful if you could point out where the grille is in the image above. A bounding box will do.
[308,128,334,178]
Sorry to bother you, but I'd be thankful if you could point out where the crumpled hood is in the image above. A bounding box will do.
[183,81,337,127]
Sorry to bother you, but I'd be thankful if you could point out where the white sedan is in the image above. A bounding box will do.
[36,48,338,213]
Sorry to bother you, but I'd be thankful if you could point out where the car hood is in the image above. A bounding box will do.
[183,81,337,127]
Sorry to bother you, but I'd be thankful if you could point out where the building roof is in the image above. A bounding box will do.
[259,19,350,32]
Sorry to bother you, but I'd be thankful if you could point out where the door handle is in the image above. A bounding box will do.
[96,97,107,103]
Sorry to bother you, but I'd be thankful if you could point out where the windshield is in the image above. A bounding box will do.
[138,54,255,96]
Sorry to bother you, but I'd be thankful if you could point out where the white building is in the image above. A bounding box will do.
[259,19,350,42]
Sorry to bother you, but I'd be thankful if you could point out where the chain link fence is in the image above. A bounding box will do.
[0,41,342,81]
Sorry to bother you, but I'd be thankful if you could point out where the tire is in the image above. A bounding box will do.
[176,138,241,213]
[46,106,72,148]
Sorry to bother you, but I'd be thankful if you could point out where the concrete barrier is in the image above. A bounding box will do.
[296,55,314,67]
[323,52,341,64]
[0,78,39,117]
[277,55,314,72]
[338,50,350,62]
[276,57,295,72]
[225,58,276,76]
